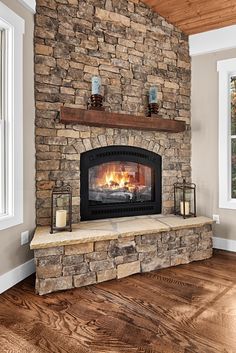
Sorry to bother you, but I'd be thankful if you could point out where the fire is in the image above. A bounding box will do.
[105,171,132,189]
[98,164,136,191]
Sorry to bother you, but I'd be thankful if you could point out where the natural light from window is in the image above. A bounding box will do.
[0,2,24,230]
[218,58,236,209]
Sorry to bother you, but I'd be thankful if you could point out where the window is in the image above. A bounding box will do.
[218,58,236,209]
[0,29,5,216]
[0,3,24,230]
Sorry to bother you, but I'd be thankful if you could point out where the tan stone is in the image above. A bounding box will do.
[37,160,60,171]
[164,81,179,89]
[34,247,64,257]
[65,242,94,255]
[60,87,75,95]
[190,249,213,262]
[35,44,53,55]
[97,269,117,283]
[57,130,80,138]
[117,260,140,279]
[84,65,99,75]
[35,64,50,75]
[37,276,73,295]
[95,240,110,252]
[37,265,62,279]
[131,21,146,33]
[95,8,130,27]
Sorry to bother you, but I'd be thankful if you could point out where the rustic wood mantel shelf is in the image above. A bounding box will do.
[60,107,186,133]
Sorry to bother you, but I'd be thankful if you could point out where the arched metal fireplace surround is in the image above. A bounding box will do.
[80,146,162,221]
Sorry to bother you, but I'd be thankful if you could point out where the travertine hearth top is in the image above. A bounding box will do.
[30,215,213,250]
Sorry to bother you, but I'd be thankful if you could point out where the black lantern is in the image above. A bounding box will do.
[50,182,72,234]
[174,179,196,219]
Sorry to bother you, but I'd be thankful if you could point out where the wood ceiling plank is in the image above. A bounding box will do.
[142,0,236,34]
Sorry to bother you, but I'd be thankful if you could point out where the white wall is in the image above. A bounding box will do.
[192,48,236,241]
[0,0,35,276]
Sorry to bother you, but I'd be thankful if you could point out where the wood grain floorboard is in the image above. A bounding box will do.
[0,250,235,353]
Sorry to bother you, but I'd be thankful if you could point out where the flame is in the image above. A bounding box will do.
[97,164,136,190]
[105,171,131,188]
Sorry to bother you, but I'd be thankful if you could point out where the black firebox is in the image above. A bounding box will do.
[80,146,162,221]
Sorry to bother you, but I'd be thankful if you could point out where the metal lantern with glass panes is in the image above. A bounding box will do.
[50,182,72,234]
[174,179,196,219]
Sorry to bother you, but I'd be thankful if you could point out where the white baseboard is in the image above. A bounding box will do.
[0,258,35,294]
[213,236,236,252]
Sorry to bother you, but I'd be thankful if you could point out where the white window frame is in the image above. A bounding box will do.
[0,2,24,230]
[217,58,236,209]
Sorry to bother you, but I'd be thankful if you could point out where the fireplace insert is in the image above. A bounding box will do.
[80,146,161,220]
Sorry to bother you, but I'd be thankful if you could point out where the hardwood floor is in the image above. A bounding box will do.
[0,250,235,353]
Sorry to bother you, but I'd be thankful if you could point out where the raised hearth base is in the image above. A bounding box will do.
[30,215,213,295]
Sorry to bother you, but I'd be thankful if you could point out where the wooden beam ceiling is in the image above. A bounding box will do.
[142,0,236,34]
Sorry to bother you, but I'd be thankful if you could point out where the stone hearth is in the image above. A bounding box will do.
[31,215,213,295]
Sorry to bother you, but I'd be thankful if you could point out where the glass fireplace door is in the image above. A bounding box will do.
[88,161,153,204]
[80,145,161,221]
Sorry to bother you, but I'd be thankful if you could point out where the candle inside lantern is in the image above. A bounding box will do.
[180,201,190,216]
[56,210,67,228]
[149,86,158,104]
[92,76,101,95]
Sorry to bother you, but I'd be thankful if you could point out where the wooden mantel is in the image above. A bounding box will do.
[60,107,186,133]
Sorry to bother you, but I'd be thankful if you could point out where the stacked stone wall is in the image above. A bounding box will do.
[35,0,191,225]
[35,224,212,295]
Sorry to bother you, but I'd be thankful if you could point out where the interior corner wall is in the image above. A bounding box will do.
[0,0,35,276]
[191,48,236,241]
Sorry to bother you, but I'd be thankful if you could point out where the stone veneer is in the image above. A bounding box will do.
[31,216,213,295]
[35,0,191,225]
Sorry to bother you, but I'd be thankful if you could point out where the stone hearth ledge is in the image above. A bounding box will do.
[30,215,213,249]
[31,215,214,295]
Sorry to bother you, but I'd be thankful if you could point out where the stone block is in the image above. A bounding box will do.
[90,259,114,272]
[141,234,159,245]
[37,265,62,279]
[117,260,140,279]
[95,8,130,27]
[141,256,171,273]
[63,263,89,276]
[97,269,117,283]
[95,240,110,252]
[190,249,213,262]
[74,272,96,287]
[171,254,189,266]
[139,250,157,262]
[34,247,64,257]
[180,234,198,247]
[136,244,157,253]
[115,253,138,265]
[65,243,94,255]
[38,255,61,267]
[37,276,73,295]
[63,255,84,266]
[85,252,108,261]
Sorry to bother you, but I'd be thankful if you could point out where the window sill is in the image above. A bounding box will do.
[0,214,23,231]
[219,199,236,210]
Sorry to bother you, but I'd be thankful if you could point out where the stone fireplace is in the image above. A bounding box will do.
[80,145,162,220]
[30,0,207,296]
[35,0,191,226]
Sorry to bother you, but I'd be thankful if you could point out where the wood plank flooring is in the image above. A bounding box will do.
[0,250,235,353]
